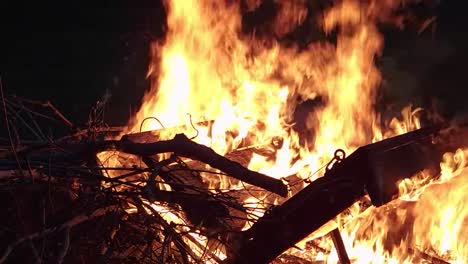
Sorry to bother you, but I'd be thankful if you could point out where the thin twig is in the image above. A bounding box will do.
[56,126,125,142]
[139,200,196,263]
[5,97,61,123]
[43,101,74,128]
[0,76,23,174]
[56,227,70,264]
[11,96,74,129]
[5,103,44,140]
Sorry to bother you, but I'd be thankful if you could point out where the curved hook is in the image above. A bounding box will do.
[334,149,346,161]
[325,148,346,172]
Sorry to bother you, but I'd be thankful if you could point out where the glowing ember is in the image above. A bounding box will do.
[98,0,468,262]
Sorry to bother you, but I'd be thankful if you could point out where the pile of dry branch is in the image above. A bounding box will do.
[1,94,467,264]
[0,95,300,263]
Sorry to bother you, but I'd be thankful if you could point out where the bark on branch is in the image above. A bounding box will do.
[4,133,288,196]
[117,133,288,197]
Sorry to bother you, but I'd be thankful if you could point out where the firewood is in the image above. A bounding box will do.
[116,133,288,196]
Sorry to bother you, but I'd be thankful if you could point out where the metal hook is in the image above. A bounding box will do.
[325,149,346,172]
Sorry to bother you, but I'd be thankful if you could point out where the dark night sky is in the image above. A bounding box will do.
[1,1,166,127]
[1,1,467,137]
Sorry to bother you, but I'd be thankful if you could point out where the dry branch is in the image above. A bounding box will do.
[231,175,366,264]
[3,133,288,196]
[116,133,288,196]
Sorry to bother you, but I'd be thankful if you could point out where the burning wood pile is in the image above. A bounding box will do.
[1,97,467,264]
[1,0,468,263]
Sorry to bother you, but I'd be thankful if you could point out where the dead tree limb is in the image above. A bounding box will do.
[230,175,366,264]
[3,133,287,196]
[117,133,288,197]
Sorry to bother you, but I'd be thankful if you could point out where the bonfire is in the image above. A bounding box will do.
[1,0,467,263]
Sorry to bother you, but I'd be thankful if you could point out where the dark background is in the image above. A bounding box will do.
[1,0,467,138]
[1,1,166,127]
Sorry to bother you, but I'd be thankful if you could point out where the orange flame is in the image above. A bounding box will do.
[127,0,399,182]
[99,0,468,262]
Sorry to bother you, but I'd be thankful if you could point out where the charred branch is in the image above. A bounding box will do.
[329,228,350,264]
[116,134,288,196]
[231,174,366,264]
[2,133,288,196]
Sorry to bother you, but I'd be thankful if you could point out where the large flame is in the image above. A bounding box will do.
[316,148,468,264]
[128,0,397,181]
[113,0,468,262]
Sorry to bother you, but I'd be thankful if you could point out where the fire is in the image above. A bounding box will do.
[412,149,468,261]
[128,0,393,182]
[99,0,468,262]
[325,148,468,264]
